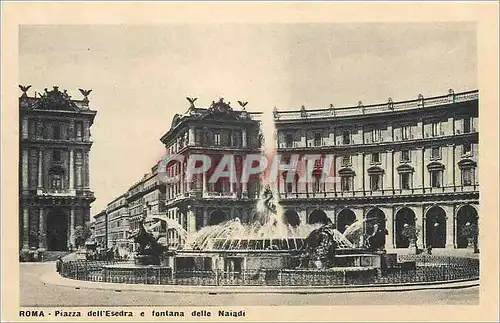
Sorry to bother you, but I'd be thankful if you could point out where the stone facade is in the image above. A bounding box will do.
[273,90,479,249]
[19,86,96,252]
[159,98,262,246]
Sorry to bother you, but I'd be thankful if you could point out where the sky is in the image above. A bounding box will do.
[19,23,477,213]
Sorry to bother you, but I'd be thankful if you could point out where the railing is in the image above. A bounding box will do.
[277,185,479,199]
[274,90,478,121]
[59,255,478,287]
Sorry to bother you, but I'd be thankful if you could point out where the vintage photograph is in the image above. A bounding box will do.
[16,22,482,310]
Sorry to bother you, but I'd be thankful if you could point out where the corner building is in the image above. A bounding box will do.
[273,90,479,249]
[19,86,97,252]
[160,98,262,244]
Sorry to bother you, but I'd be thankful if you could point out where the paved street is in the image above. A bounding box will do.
[20,263,478,307]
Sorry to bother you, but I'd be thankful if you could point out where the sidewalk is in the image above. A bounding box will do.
[41,266,479,294]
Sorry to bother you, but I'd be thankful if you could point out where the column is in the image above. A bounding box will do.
[356,153,364,194]
[37,149,43,188]
[22,117,29,139]
[414,206,424,249]
[202,172,208,195]
[386,124,393,142]
[69,208,75,249]
[180,161,184,194]
[84,152,90,188]
[22,207,29,250]
[417,119,423,140]
[69,149,74,190]
[379,206,394,249]
[202,208,209,227]
[38,208,47,251]
[242,128,247,148]
[21,149,28,191]
[188,126,195,146]
[385,150,393,192]
[414,148,423,192]
[446,145,454,189]
[83,120,90,141]
[445,205,455,249]
[187,207,196,233]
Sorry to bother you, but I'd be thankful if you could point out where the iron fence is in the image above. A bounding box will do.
[58,255,479,287]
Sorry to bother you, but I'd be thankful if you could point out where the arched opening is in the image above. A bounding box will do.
[46,208,68,251]
[337,209,356,233]
[284,210,300,227]
[308,209,329,225]
[365,208,386,233]
[425,206,446,248]
[209,210,227,226]
[456,205,478,248]
[395,207,416,248]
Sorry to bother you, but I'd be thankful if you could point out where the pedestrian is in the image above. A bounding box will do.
[56,257,63,273]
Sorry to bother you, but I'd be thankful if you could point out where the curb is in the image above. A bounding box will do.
[42,270,480,294]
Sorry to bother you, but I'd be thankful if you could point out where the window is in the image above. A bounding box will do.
[53,124,61,140]
[371,152,380,164]
[314,132,322,146]
[342,130,350,145]
[286,182,293,193]
[214,133,221,146]
[285,134,293,148]
[370,174,381,191]
[341,176,352,192]
[401,150,410,162]
[431,147,441,160]
[463,143,473,156]
[51,174,62,190]
[52,150,61,162]
[430,170,442,188]
[462,168,473,186]
[342,155,351,167]
[431,122,440,137]
[401,173,411,189]
[463,118,471,133]
[401,126,410,140]
[372,129,382,142]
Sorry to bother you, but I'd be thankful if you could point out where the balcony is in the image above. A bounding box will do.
[36,188,76,197]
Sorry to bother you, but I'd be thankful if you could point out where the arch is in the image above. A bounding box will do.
[46,208,68,251]
[456,205,478,248]
[395,207,416,248]
[337,209,356,233]
[308,209,329,225]
[209,210,227,226]
[365,208,386,235]
[283,210,300,227]
[425,206,446,248]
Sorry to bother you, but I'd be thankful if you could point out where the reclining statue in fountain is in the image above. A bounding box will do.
[365,223,388,252]
[298,219,338,269]
[128,217,166,265]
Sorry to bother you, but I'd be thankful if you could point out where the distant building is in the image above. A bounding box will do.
[19,86,97,252]
[273,89,479,249]
[106,194,128,250]
[93,209,107,249]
